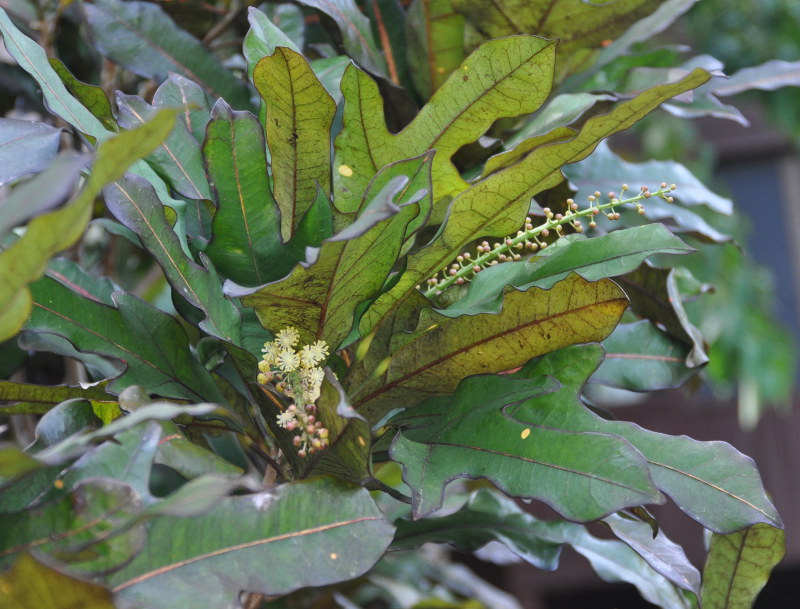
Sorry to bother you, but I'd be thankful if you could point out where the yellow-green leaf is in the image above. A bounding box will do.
[701,524,785,609]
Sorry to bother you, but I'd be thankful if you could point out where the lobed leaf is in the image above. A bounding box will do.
[359,68,710,340]
[254,47,337,240]
[389,368,660,521]
[515,344,782,533]
[203,99,284,286]
[334,35,556,213]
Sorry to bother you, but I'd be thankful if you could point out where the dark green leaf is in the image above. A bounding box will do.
[514,344,781,533]
[82,0,251,109]
[0,478,146,574]
[618,262,708,367]
[439,224,693,317]
[30,400,101,449]
[108,477,394,608]
[0,118,61,186]
[0,553,116,609]
[103,174,241,343]
[26,276,224,402]
[701,524,785,609]
[591,320,697,391]
[203,99,284,286]
[297,0,388,77]
[389,345,659,521]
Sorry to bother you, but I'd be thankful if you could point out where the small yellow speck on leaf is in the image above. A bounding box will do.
[54,479,64,489]
[521,428,531,440]
[330,553,338,560]
[436,66,446,74]
[357,436,366,447]
[338,164,354,177]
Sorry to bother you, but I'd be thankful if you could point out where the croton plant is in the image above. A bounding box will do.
[0,1,793,608]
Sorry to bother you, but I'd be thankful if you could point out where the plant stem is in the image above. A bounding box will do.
[423,184,675,299]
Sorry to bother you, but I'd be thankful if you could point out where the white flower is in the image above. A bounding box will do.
[275,327,300,349]
[300,341,329,367]
[277,349,300,372]
[276,411,297,429]
[260,341,280,366]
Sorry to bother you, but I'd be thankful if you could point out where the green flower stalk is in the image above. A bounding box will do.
[257,327,331,458]
[423,183,676,298]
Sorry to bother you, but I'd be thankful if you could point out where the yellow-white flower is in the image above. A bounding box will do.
[275,327,300,349]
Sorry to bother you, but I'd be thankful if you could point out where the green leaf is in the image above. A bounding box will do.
[297,0,388,77]
[0,478,146,573]
[0,9,108,141]
[153,73,213,144]
[203,99,284,286]
[102,174,241,343]
[29,400,101,449]
[605,512,701,595]
[254,47,337,240]
[565,140,732,214]
[392,489,564,570]
[388,350,659,521]
[359,68,710,339]
[451,0,661,82]
[25,276,224,403]
[405,0,465,99]
[352,274,628,423]
[0,553,116,609]
[116,92,212,201]
[514,344,781,533]
[592,320,697,391]
[244,6,302,78]
[440,224,694,317]
[711,59,800,96]
[0,152,88,237]
[48,57,117,132]
[0,118,61,186]
[395,489,697,607]
[618,262,708,367]
[82,0,251,109]
[334,35,556,213]
[0,110,178,343]
[108,477,394,608]
[701,524,785,609]
[238,154,431,349]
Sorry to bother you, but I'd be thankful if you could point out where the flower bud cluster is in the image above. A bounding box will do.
[257,327,330,458]
[422,183,676,298]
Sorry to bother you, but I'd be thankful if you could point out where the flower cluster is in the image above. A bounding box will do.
[257,327,330,458]
[422,183,676,298]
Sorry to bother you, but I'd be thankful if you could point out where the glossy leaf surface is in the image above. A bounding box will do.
[0,118,61,186]
[109,478,394,609]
